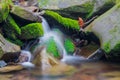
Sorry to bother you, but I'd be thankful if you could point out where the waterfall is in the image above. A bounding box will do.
[41,17,50,34]
[41,17,67,56]
[40,17,93,65]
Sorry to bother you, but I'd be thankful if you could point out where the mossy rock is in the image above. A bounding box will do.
[21,23,44,40]
[45,37,60,58]
[5,15,21,35]
[85,3,120,61]
[64,39,75,54]
[2,15,21,44]
[45,10,80,31]
[0,2,9,23]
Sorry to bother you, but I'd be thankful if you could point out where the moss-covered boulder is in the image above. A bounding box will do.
[45,10,80,31]
[21,23,44,40]
[0,1,10,23]
[85,3,120,61]
[4,15,21,36]
[2,15,21,46]
[64,39,75,54]
[45,37,60,58]
[40,0,115,19]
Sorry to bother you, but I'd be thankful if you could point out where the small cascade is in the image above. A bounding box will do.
[40,17,67,56]
[40,16,90,65]
[41,17,50,34]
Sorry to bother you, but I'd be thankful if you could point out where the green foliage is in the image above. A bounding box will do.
[21,23,44,40]
[64,39,75,54]
[0,2,9,23]
[45,10,80,30]
[46,37,60,58]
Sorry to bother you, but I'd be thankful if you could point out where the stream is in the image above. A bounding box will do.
[5,16,119,80]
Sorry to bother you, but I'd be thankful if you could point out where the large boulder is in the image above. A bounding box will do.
[0,34,20,57]
[10,5,42,22]
[85,2,120,61]
[39,0,116,19]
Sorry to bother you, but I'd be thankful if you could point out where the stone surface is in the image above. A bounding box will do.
[85,3,120,60]
[10,5,42,22]
[0,34,20,54]
[0,65,23,73]
[40,0,116,19]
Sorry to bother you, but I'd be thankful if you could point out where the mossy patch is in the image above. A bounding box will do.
[6,38,23,46]
[5,15,21,35]
[103,41,111,54]
[0,47,4,58]
[45,37,60,58]
[0,2,10,23]
[64,39,75,54]
[45,10,80,30]
[21,23,44,40]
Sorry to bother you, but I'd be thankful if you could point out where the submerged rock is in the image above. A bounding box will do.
[20,23,44,40]
[85,3,120,61]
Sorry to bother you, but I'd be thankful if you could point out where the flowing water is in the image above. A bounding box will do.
[40,17,67,56]
[40,16,89,64]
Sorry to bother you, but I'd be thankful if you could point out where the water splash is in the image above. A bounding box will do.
[18,50,35,68]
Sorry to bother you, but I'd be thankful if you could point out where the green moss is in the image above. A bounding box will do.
[0,2,9,23]
[6,38,23,46]
[103,41,111,54]
[3,24,16,40]
[111,41,120,53]
[46,37,60,58]
[64,39,75,54]
[5,15,21,35]
[45,10,80,30]
[0,47,4,58]
[21,23,44,40]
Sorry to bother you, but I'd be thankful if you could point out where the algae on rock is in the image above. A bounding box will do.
[0,3,10,23]
[45,10,80,31]
[21,23,44,40]
[45,37,60,58]
[2,15,21,45]
[64,39,75,54]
